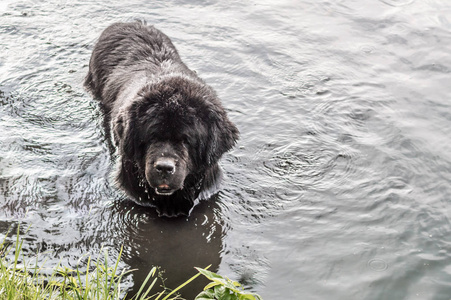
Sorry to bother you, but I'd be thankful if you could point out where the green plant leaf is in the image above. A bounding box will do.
[195,267,239,291]
[195,289,216,300]
[215,285,235,300]
[204,281,221,290]
[239,294,258,300]
[195,267,224,281]
[195,267,264,300]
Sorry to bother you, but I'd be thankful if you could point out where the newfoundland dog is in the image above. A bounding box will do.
[84,22,239,217]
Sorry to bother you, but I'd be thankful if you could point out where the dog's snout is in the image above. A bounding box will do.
[154,158,176,174]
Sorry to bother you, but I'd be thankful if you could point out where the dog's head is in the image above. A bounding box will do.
[113,75,239,197]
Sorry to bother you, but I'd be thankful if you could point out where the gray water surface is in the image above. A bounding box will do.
[1,0,451,299]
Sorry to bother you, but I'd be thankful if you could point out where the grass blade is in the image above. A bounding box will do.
[134,266,157,299]
[159,266,210,300]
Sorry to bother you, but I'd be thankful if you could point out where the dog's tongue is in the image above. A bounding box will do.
[156,184,173,195]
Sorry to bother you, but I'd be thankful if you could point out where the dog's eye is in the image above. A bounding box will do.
[181,136,190,146]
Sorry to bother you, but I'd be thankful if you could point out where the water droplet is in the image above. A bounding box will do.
[368,258,388,271]
[359,45,375,54]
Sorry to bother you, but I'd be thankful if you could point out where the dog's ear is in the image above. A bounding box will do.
[121,102,146,162]
[206,111,239,166]
[112,112,125,147]
[114,108,138,160]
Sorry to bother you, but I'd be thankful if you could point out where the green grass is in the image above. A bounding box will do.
[0,226,262,300]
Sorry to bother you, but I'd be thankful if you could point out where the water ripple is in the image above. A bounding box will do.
[1,1,450,299]
[261,139,361,193]
[368,258,388,271]
[379,0,416,7]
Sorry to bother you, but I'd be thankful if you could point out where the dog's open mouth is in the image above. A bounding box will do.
[155,185,175,196]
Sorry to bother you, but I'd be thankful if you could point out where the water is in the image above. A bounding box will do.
[1,0,450,299]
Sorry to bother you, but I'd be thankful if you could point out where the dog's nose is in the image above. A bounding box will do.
[155,158,175,174]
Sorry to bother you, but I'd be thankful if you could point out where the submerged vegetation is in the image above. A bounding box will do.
[0,226,262,300]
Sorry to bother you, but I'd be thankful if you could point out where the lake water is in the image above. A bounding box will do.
[1,0,450,299]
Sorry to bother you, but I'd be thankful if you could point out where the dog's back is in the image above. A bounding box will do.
[84,22,185,103]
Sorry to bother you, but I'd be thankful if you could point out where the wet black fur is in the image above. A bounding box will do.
[85,21,238,217]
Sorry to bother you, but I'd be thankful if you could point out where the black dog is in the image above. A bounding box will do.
[85,22,238,217]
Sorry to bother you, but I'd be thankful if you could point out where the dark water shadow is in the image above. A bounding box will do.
[108,197,223,299]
